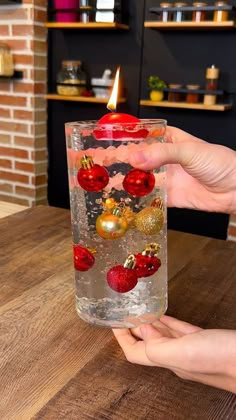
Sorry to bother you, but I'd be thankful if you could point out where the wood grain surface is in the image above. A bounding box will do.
[0,206,235,420]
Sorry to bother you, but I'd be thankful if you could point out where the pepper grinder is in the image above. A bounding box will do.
[203,65,220,106]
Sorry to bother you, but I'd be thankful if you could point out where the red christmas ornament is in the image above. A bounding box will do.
[93,113,148,140]
[73,245,95,272]
[77,155,109,192]
[134,243,161,278]
[123,168,155,197]
[134,254,161,278]
[107,255,138,293]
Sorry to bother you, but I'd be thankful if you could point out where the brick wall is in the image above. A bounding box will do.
[0,0,47,206]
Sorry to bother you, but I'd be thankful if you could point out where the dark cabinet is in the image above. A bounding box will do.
[47,0,235,239]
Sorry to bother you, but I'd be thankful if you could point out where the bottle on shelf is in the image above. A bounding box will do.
[168,84,183,102]
[91,69,114,99]
[192,2,207,22]
[186,84,200,104]
[173,2,188,22]
[79,0,92,23]
[159,2,172,22]
[213,1,229,22]
[203,64,220,105]
[56,60,87,96]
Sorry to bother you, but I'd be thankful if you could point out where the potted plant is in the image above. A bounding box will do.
[148,75,167,101]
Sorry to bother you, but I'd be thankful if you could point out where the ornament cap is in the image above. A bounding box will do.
[123,254,136,269]
[151,197,164,211]
[112,202,126,217]
[102,198,117,211]
[142,242,161,257]
[80,155,94,170]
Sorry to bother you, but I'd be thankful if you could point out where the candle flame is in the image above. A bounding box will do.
[107,67,120,112]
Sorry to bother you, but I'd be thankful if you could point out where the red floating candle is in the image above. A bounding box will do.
[93,67,148,140]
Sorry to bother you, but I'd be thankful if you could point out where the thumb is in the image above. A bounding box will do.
[129,142,197,171]
[140,325,183,368]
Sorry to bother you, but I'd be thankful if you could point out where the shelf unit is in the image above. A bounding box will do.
[45,94,126,103]
[45,22,129,30]
[140,100,232,111]
[144,21,236,29]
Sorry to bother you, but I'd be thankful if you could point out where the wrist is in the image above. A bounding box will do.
[219,330,236,393]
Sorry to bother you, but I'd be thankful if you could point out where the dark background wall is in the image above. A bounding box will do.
[47,0,235,239]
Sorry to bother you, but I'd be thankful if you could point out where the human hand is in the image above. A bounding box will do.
[113,315,236,393]
[129,126,236,214]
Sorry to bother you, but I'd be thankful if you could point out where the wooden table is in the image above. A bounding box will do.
[1,206,236,420]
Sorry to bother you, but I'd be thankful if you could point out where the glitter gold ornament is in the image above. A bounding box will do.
[96,204,128,240]
[135,203,164,235]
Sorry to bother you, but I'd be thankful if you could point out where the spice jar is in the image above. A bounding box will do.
[79,0,92,23]
[173,3,188,22]
[57,61,87,96]
[192,2,207,22]
[213,1,229,22]
[186,85,200,104]
[168,84,182,102]
[0,43,14,77]
[160,2,172,22]
[204,65,220,105]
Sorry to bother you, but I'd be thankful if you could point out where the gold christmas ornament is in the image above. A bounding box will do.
[135,207,164,235]
[102,198,117,211]
[96,204,128,240]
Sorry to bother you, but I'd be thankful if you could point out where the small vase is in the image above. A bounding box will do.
[150,90,164,101]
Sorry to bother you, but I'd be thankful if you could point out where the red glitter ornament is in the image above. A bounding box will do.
[134,254,161,278]
[93,113,148,140]
[77,155,109,192]
[73,245,95,272]
[107,255,138,293]
[134,243,161,278]
[123,168,155,197]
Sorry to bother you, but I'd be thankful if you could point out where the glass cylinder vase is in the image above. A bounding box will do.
[65,119,168,328]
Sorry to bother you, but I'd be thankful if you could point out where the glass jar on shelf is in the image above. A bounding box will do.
[213,1,229,22]
[186,84,200,104]
[0,42,14,77]
[56,60,87,96]
[173,2,188,22]
[79,0,92,23]
[204,65,220,105]
[168,84,182,102]
[160,3,172,22]
[192,2,207,22]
